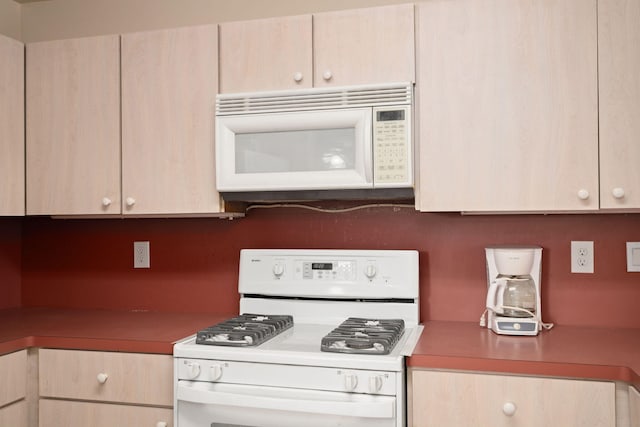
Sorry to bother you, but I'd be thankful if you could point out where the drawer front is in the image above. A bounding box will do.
[631,385,640,427]
[39,399,173,427]
[39,349,172,406]
[411,370,615,427]
[0,349,27,407]
[0,400,27,427]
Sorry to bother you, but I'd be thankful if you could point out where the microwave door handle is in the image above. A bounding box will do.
[177,383,394,419]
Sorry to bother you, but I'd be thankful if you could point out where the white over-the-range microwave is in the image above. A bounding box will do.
[215,82,414,201]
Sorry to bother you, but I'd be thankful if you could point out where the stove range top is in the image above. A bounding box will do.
[320,317,405,355]
[195,313,293,347]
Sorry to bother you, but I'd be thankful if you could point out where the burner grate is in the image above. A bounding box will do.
[321,317,405,355]
[196,313,293,347]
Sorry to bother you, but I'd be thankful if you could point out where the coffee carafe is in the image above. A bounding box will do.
[484,246,544,336]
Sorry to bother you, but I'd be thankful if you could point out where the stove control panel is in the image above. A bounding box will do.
[238,249,419,299]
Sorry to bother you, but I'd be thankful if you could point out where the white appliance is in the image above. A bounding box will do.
[174,249,422,427]
[215,83,413,201]
[484,246,544,336]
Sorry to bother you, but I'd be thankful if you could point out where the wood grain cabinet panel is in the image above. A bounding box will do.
[26,35,121,216]
[39,400,172,427]
[39,349,172,406]
[121,24,222,215]
[219,15,312,93]
[313,3,415,88]
[410,369,615,427]
[598,0,640,210]
[631,386,640,427]
[0,34,24,216]
[415,0,599,212]
[0,349,27,407]
[0,400,27,427]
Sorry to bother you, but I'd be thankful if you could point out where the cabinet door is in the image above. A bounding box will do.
[219,15,312,93]
[121,25,221,215]
[39,400,172,427]
[415,0,598,212]
[0,35,24,216]
[632,386,640,427]
[313,4,415,87]
[26,35,121,215]
[0,350,26,407]
[598,0,640,209]
[0,400,26,427]
[411,370,615,427]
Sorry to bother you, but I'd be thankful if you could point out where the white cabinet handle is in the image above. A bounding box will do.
[293,72,303,82]
[102,197,112,207]
[612,187,625,199]
[96,373,108,384]
[322,70,333,81]
[156,422,167,427]
[577,189,590,200]
[502,401,517,416]
[125,197,136,207]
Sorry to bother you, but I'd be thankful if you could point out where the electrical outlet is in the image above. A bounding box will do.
[571,241,593,274]
[134,241,150,269]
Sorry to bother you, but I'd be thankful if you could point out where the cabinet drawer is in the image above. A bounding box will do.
[39,399,172,427]
[39,349,172,406]
[0,400,27,427]
[0,349,27,407]
[631,385,640,427]
[411,370,615,427]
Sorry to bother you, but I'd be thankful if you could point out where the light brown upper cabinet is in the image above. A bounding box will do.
[219,4,415,93]
[121,24,221,215]
[415,0,599,212]
[26,35,121,216]
[598,0,640,210]
[0,35,24,216]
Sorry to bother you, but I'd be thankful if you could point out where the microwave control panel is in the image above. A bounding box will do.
[372,106,411,187]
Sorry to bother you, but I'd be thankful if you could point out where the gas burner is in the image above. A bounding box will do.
[196,313,294,346]
[321,317,405,355]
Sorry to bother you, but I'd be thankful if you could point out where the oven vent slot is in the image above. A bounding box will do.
[216,82,413,115]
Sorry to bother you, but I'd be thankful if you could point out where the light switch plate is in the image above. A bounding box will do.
[626,242,640,272]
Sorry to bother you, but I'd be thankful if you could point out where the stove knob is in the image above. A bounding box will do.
[210,364,223,381]
[272,263,285,278]
[369,375,383,393]
[344,374,358,391]
[364,264,377,279]
[184,361,201,379]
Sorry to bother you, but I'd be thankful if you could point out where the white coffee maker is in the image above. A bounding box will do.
[484,246,546,336]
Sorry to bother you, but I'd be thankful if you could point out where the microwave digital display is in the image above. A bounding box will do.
[377,110,405,121]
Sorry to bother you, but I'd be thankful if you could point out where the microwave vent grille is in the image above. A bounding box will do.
[216,83,413,115]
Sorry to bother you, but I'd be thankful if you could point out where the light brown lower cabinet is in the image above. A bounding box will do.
[631,385,640,427]
[409,369,615,427]
[0,349,27,426]
[0,400,27,426]
[39,349,173,427]
[39,400,172,427]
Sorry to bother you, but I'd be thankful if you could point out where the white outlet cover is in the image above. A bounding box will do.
[571,241,594,274]
[627,242,640,272]
[134,241,150,269]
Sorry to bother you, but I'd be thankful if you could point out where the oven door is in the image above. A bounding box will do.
[215,108,373,192]
[176,380,397,427]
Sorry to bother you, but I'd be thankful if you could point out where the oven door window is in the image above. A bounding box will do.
[216,108,373,191]
[177,380,396,427]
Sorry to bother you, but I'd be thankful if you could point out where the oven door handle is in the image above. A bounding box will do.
[177,381,395,419]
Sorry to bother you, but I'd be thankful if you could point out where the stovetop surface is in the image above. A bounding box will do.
[174,322,423,372]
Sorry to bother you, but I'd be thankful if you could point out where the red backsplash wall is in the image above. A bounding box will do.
[0,218,22,309]
[20,208,640,328]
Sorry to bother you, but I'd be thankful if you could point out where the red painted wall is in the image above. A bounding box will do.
[0,218,22,309]
[20,209,640,328]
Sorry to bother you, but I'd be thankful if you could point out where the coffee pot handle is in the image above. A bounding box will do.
[486,278,507,312]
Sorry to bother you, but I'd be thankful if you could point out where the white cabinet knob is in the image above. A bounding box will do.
[502,401,517,416]
[612,187,625,199]
[344,374,358,391]
[102,197,112,207]
[322,70,333,81]
[125,197,136,207]
[293,72,303,82]
[577,189,590,200]
[96,373,108,384]
[156,422,168,427]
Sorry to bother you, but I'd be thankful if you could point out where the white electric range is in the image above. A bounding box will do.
[174,249,422,427]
